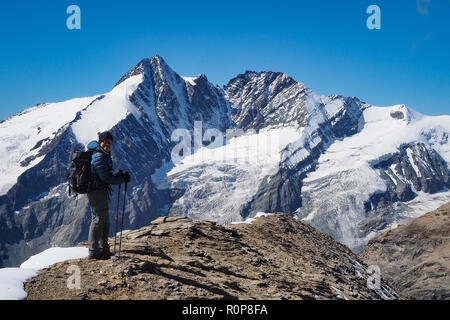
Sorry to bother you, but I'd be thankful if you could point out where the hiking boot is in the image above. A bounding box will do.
[101,251,113,259]
[88,252,110,260]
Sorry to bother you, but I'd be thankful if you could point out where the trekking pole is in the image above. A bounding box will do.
[117,182,128,259]
[113,183,121,255]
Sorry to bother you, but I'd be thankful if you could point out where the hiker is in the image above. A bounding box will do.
[86,131,131,260]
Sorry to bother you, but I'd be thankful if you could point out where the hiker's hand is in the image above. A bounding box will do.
[123,171,131,183]
[115,170,123,179]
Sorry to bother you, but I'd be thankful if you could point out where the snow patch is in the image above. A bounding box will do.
[20,247,88,269]
[0,247,88,300]
[230,212,273,225]
[182,75,201,86]
[71,74,144,145]
[330,286,348,300]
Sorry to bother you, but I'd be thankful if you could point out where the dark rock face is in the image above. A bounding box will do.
[224,71,308,130]
[0,207,23,265]
[241,169,303,217]
[359,201,450,300]
[328,96,365,138]
[24,214,401,300]
[358,143,450,244]
[396,183,416,201]
[185,74,233,130]
[365,142,450,212]
[390,111,404,119]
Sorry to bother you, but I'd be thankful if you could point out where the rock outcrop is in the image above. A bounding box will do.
[359,201,450,300]
[365,142,450,212]
[24,213,400,300]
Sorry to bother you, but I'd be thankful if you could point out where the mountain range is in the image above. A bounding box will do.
[0,54,449,267]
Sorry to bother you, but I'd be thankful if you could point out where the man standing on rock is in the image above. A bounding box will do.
[86,131,131,260]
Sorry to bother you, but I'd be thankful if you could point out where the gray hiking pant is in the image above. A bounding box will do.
[87,189,110,256]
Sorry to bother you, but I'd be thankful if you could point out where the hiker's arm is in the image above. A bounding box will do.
[92,154,124,185]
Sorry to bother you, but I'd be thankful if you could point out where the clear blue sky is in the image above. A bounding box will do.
[0,0,448,121]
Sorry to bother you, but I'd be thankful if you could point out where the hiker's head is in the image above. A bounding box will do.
[98,131,113,152]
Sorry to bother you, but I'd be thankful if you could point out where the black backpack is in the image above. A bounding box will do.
[67,150,97,196]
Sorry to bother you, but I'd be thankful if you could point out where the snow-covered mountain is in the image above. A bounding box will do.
[0,54,449,267]
[288,102,450,251]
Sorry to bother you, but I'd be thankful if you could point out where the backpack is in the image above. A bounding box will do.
[67,150,98,196]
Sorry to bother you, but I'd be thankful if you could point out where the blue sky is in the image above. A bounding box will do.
[0,0,448,121]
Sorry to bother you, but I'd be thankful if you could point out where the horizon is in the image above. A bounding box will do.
[0,0,449,120]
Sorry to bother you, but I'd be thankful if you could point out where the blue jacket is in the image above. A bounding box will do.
[87,140,124,190]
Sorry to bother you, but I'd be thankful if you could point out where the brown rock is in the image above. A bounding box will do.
[25,213,401,300]
[151,216,190,225]
[359,201,450,300]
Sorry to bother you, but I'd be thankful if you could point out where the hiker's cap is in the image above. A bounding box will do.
[98,131,113,143]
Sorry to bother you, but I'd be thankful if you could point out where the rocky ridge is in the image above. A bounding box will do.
[25,213,400,300]
[359,201,450,299]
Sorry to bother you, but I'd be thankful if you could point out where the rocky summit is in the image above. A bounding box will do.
[24,213,400,300]
[359,201,450,300]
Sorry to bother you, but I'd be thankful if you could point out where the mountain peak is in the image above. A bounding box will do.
[182,73,210,86]
[224,70,295,88]
[114,58,150,87]
[150,54,166,64]
[114,54,171,88]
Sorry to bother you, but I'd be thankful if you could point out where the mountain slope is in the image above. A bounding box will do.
[359,201,450,300]
[24,213,401,300]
